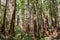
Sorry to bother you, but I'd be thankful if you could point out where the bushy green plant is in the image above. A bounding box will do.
[14,26,33,40]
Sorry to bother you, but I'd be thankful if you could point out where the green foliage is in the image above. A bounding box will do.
[24,35,33,40]
[0,0,59,40]
[14,26,33,40]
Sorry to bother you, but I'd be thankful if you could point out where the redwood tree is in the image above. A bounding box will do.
[42,0,50,37]
[9,0,16,34]
[50,0,58,38]
[33,0,37,40]
[26,0,31,34]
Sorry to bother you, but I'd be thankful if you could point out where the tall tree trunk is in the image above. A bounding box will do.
[26,0,30,34]
[33,1,37,40]
[9,0,16,34]
[42,0,49,37]
[1,0,8,34]
[50,0,58,38]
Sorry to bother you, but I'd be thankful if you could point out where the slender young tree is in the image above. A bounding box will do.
[1,0,8,34]
[9,0,16,34]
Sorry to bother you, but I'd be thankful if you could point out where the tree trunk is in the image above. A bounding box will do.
[33,1,37,40]
[50,0,58,39]
[1,0,8,34]
[9,0,16,34]
[42,0,49,37]
[50,0,58,29]
[26,0,31,34]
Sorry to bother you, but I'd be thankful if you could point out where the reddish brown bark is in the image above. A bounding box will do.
[26,0,30,34]
[37,20,41,39]
[43,11,49,37]
[9,0,16,34]
[1,0,8,34]
[50,0,58,38]
[33,3,37,40]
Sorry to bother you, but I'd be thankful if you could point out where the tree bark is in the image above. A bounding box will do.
[9,0,16,34]
[26,0,31,34]
[50,0,58,38]
[1,0,8,34]
[42,0,49,37]
[33,1,37,40]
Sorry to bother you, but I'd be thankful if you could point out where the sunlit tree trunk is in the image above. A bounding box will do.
[20,0,25,32]
[9,0,16,34]
[58,0,60,27]
[1,0,8,34]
